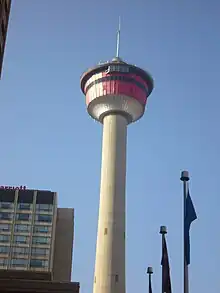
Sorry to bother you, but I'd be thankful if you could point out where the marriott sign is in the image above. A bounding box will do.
[0,186,27,190]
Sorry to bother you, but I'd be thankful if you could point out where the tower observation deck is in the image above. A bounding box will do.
[80,55,154,293]
[81,57,153,124]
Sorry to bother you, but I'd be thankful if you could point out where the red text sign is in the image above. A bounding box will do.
[0,186,27,190]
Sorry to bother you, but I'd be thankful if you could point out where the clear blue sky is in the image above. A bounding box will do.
[0,0,219,292]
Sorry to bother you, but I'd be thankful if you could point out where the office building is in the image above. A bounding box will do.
[0,0,11,78]
[0,188,74,282]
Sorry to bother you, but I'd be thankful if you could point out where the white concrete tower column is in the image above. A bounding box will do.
[93,113,127,293]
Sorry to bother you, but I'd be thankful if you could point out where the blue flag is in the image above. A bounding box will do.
[184,191,197,265]
[161,235,172,293]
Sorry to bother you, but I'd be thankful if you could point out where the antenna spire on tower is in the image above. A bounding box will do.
[116,16,121,58]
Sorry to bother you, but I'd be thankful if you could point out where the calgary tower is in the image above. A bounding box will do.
[80,23,154,293]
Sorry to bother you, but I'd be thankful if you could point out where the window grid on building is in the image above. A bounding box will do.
[0,189,56,272]
[0,234,10,243]
[14,224,31,233]
[30,259,48,268]
[0,223,11,232]
[0,202,14,209]
[11,258,28,267]
[0,245,9,254]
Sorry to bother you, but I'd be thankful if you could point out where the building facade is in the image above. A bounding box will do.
[0,270,80,293]
[0,0,11,78]
[0,188,74,282]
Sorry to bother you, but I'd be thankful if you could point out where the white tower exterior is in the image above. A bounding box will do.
[81,57,153,293]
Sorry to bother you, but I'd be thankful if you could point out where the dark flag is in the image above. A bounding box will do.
[184,191,197,265]
[161,235,172,293]
[149,275,152,293]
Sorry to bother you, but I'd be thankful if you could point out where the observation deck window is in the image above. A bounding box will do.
[106,65,129,73]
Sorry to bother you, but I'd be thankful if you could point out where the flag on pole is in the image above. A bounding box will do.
[184,191,197,265]
[161,234,172,293]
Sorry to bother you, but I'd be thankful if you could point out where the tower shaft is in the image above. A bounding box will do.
[93,114,127,293]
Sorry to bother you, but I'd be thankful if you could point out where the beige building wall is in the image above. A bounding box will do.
[53,208,74,282]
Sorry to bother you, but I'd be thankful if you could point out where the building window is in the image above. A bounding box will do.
[0,246,9,254]
[12,246,29,255]
[17,203,32,211]
[0,212,12,220]
[32,236,50,245]
[0,258,8,266]
[36,204,53,212]
[14,235,29,244]
[33,225,51,234]
[30,259,48,268]
[0,202,14,209]
[107,65,129,73]
[31,247,49,256]
[0,223,11,232]
[11,258,28,267]
[14,224,30,233]
[0,235,10,243]
[35,214,52,223]
[16,213,31,221]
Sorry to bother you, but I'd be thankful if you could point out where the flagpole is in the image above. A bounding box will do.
[180,170,189,293]
[147,266,153,293]
[160,225,167,293]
